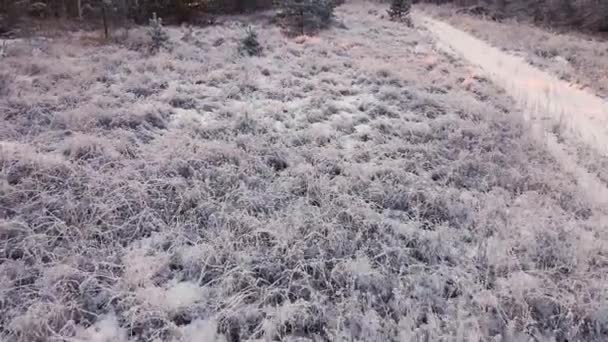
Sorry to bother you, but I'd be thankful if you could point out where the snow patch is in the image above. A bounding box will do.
[176,319,226,342]
[136,281,205,311]
[75,314,128,342]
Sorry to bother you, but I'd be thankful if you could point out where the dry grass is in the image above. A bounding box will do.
[417,3,608,99]
[1,2,608,341]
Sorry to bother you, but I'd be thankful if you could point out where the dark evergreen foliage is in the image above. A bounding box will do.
[278,0,336,35]
[388,0,412,21]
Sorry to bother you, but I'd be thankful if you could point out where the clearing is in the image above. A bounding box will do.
[1,2,607,342]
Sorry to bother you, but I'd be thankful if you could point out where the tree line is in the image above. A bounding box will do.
[5,0,604,34]
[415,0,608,32]
[1,1,352,36]
[0,0,275,32]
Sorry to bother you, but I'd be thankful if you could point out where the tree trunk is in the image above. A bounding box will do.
[237,0,247,12]
[102,5,109,39]
[77,0,82,19]
[59,0,67,18]
[300,8,304,35]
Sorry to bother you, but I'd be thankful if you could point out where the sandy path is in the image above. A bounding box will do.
[416,13,608,208]
[417,14,608,155]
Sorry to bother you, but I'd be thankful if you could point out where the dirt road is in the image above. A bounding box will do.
[417,13,608,208]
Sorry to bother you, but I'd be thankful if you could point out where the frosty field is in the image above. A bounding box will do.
[1,2,608,341]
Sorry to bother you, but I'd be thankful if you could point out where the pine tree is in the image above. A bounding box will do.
[148,12,169,53]
[279,0,335,35]
[239,26,263,56]
[387,0,412,22]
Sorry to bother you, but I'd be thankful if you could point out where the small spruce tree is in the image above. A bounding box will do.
[148,12,169,54]
[387,0,412,23]
[239,27,263,56]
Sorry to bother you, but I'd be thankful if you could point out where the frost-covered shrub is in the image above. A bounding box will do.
[0,73,10,96]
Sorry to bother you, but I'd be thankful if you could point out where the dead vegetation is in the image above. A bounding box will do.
[1,2,608,342]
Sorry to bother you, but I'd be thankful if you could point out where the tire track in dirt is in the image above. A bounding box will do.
[416,13,608,208]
